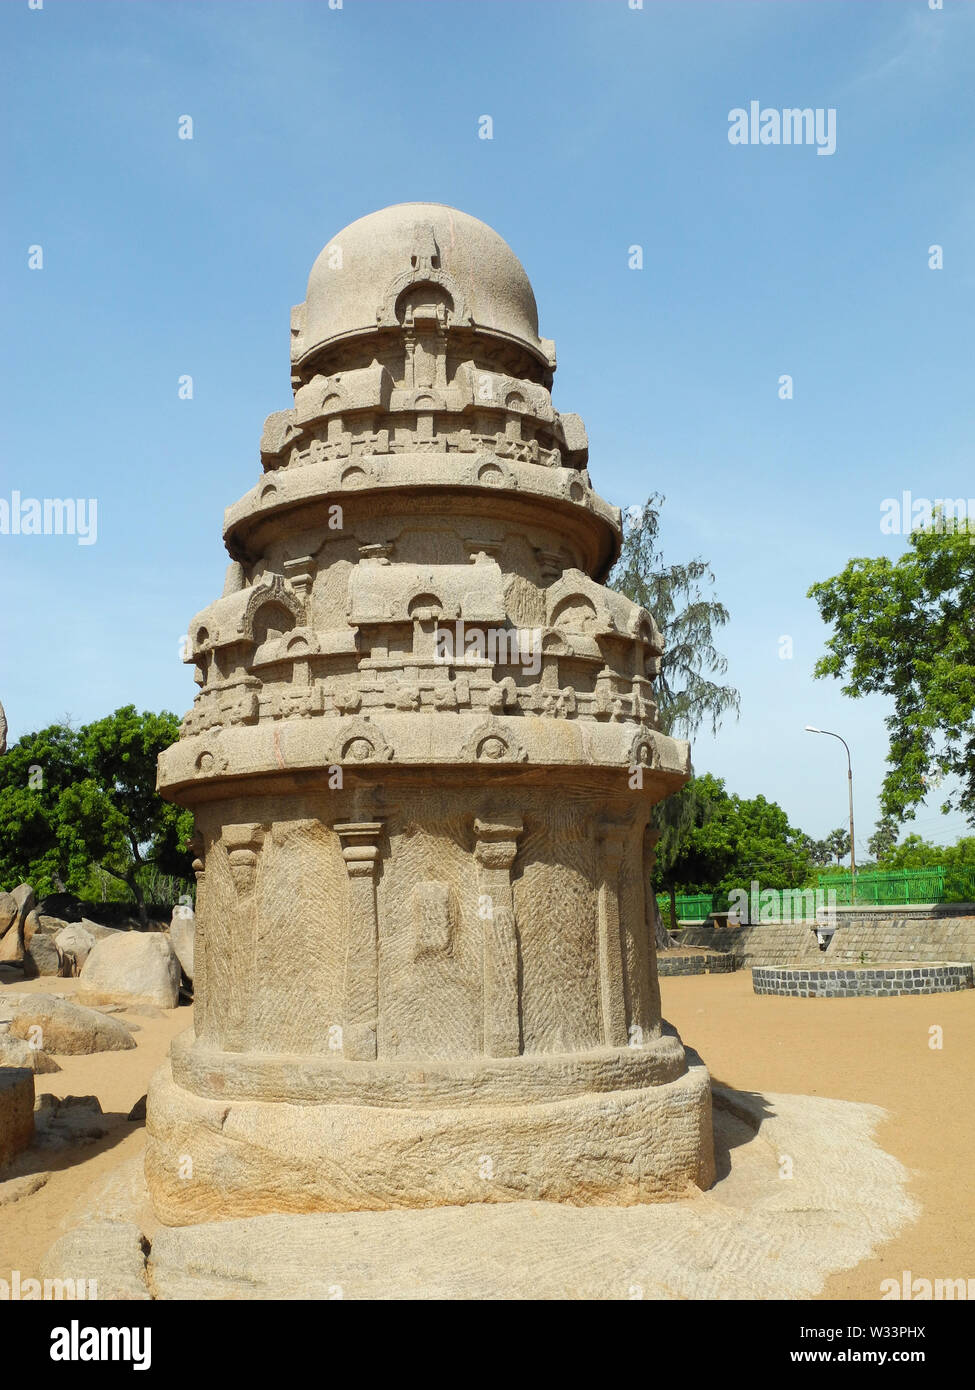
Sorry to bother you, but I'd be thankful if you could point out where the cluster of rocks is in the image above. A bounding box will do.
[0,928,190,1177]
[0,889,195,1174]
[0,884,194,1004]
[0,992,141,1174]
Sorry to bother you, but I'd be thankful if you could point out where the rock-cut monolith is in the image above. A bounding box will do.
[147,203,715,1223]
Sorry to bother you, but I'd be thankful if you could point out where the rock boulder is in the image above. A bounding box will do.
[169,908,195,981]
[54,922,96,976]
[7,994,137,1055]
[0,1033,61,1073]
[23,931,62,978]
[80,931,180,1009]
[0,883,33,964]
[0,892,18,938]
[0,1069,35,1167]
[0,922,23,965]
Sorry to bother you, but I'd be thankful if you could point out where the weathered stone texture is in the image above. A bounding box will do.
[7,994,136,1055]
[80,931,180,1008]
[0,1069,34,1167]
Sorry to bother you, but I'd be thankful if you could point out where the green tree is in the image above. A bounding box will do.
[880,833,975,870]
[0,719,87,894]
[610,495,740,942]
[649,777,712,932]
[660,774,813,900]
[611,494,739,738]
[824,827,851,866]
[868,819,899,862]
[803,835,833,868]
[0,706,192,925]
[808,519,975,827]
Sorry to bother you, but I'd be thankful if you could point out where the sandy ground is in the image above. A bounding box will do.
[659,970,975,1299]
[0,973,188,1283]
[2,968,972,1299]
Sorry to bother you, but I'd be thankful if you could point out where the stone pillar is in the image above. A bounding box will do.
[596,820,629,1048]
[335,820,384,1061]
[473,816,523,1057]
[223,823,264,1052]
[189,831,207,1039]
[282,554,316,618]
[643,825,664,1024]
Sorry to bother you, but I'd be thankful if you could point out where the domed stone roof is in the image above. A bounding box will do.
[293,203,550,371]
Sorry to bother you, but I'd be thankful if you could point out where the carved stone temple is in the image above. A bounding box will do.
[147,203,714,1222]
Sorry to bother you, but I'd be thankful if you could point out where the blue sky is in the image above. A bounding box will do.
[2,0,973,853]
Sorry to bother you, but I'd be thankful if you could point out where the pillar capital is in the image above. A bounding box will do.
[335,820,384,878]
[336,820,384,1061]
[473,813,524,1058]
[598,818,630,872]
[474,815,523,871]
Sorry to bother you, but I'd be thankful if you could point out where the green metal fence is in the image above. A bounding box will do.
[657,866,975,921]
[816,866,975,906]
[656,893,716,922]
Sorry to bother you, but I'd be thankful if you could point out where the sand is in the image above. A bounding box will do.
[0,973,187,1282]
[2,967,972,1299]
[659,970,975,1299]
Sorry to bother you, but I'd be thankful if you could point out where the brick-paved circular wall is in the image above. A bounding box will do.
[752,963,973,998]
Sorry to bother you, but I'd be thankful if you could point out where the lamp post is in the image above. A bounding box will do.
[805,726,856,903]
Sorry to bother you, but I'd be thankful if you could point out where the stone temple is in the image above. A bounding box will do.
[147,203,714,1222]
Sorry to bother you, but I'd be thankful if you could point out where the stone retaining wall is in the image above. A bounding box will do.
[752,963,974,998]
[679,911,975,968]
[657,951,739,977]
[677,924,819,966]
[827,916,975,965]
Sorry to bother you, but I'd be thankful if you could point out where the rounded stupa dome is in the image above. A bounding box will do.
[294,203,549,370]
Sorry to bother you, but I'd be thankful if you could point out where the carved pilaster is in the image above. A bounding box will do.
[642,826,663,940]
[596,820,629,1048]
[283,554,316,620]
[642,824,664,1023]
[473,816,524,1057]
[336,820,384,1061]
[225,823,263,894]
[189,830,207,1039]
[223,823,265,1051]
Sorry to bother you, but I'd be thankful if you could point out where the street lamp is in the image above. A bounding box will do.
[805,726,856,902]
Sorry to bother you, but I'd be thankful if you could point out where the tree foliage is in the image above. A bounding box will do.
[875,833,975,870]
[802,835,833,867]
[654,773,813,898]
[0,706,192,924]
[610,493,739,740]
[808,521,975,827]
[610,494,741,939]
[868,820,899,862]
[824,827,851,866]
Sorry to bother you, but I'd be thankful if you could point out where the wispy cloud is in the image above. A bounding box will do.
[844,5,972,93]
